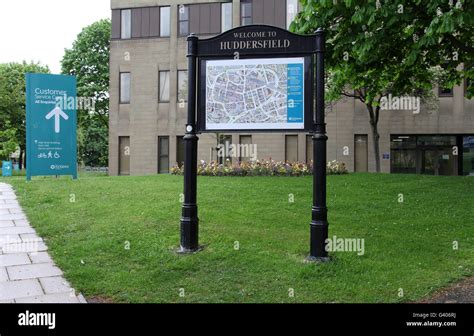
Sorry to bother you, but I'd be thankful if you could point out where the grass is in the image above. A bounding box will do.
[1,173,473,303]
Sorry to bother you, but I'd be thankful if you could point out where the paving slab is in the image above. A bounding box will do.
[0,279,43,300]
[0,183,86,303]
[0,253,31,267]
[15,292,81,304]
[7,263,62,280]
[29,252,53,264]
[0,267,8,282]
[40,276,73,294]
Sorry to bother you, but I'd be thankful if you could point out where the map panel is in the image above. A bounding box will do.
[205,58,304,130]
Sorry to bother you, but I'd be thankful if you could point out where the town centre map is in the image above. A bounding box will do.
[205,58,305,130]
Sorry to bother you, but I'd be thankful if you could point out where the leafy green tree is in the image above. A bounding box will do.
[61,19,111,166]
[61,19,110,128]
[0,128,18,161]
[0,62,50,169]
[78,116,109,167]
[293,0,472,172]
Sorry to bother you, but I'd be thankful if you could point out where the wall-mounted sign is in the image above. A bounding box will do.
[26,73,77,180]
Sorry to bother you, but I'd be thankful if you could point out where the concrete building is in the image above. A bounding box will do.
[109,0,474,176]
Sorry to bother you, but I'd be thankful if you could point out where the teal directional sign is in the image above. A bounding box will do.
[26,73,77,180]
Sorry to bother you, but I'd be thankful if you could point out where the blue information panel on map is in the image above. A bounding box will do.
[287,62,304,123]
[26,73,77,180]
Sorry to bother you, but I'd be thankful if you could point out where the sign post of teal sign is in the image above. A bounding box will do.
[26,73,77,180]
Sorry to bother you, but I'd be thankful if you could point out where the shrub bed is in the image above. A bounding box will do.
[171,160,348,176]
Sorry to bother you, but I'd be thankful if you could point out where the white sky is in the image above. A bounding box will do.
[0,0,111,74]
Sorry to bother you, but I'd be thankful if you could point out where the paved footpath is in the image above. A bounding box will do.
[0,183,86,303]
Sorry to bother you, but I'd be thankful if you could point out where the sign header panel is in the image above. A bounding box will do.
[197,24,317,57]
[26,73,77,179]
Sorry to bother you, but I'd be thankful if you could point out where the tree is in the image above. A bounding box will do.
[61,19,111,166]
[292,0,472,172]
[61,19,111,128]
[78,116,109,167]
[0,62,50,169]
[0,128,18,161]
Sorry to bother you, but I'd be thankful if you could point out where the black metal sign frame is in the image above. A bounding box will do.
[179,25,329,262]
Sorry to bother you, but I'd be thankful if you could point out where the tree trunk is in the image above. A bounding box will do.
[367,105,381,173]
[19,147,23,170]
[23,148,26,170]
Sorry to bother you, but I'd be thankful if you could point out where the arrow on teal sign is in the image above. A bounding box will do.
[45,107,69,133]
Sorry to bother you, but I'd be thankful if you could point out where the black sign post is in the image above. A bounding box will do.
[179,25,329,261]
[178,34,200,253]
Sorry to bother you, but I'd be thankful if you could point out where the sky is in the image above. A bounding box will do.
[0,0,111,74]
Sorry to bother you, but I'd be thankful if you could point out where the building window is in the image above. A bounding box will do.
[218,135,232,164]
[463,136,474,176]
[177,70,188,103]
[158,136,170,174]
[159,71,170,102]
[285,135,298,162]
[221,2,233,32]
[354,135,368,172]
[160,6,170,37]
[286,0,298,29]
[121,9,131,39]
[241,0,252,26]
[239,135,252,162]
[120,72,130,104]
[438,86,453,97]
[176,136,185,167]
[391,135,459,175]
[178,5,189,36]
[465,78,473,98]
[306,135,313,164]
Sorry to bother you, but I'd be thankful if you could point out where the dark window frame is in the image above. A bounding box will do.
[221,2,233,32]
[177,70,188,103]
[119,72,131,104]
[178,5,190,37]
[158,136,170,174]
[121,9,132,39]
[176,136,185,167]
[438,86,454,97]
[465,78,473,98]
[160,6,171,37]
[241,0,252,26]
[159,70,170,103]
[285,134,299,162]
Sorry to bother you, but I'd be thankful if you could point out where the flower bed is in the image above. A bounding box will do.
[171,160,348,176]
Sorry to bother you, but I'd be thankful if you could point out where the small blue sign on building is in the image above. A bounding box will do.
[26,73,77,180]
[2,161,13,177]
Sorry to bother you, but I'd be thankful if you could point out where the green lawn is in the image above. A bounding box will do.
[1,173,473,303]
